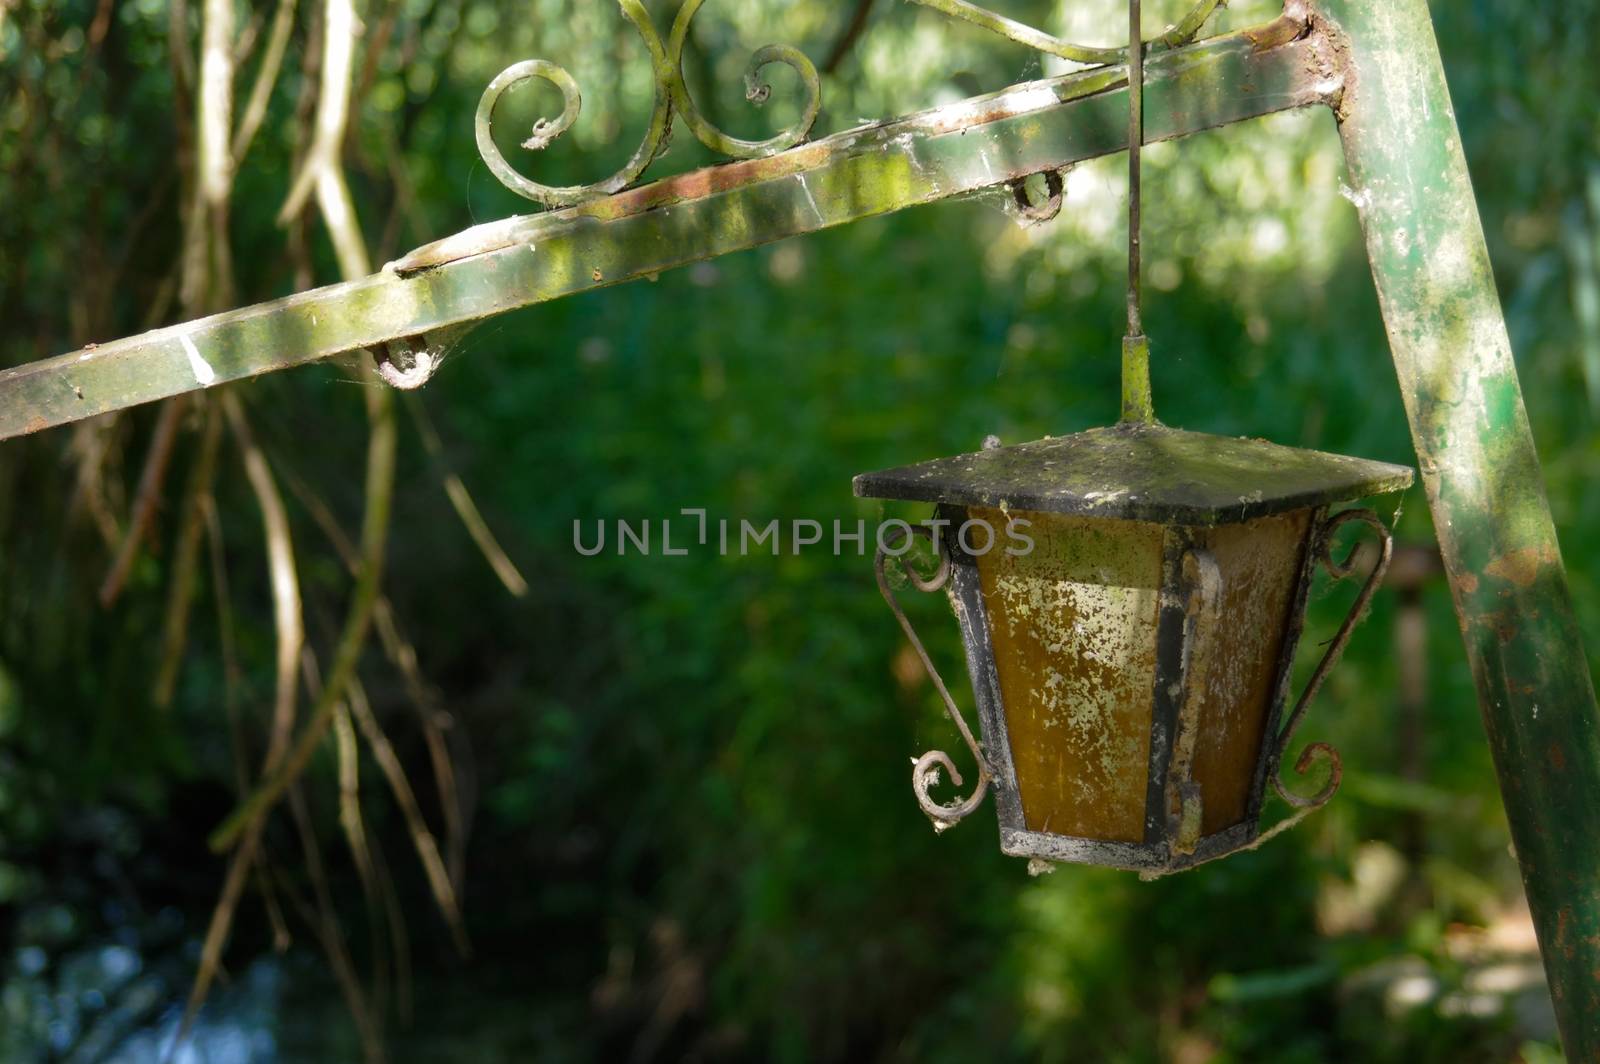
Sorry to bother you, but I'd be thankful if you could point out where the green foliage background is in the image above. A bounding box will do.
[2,0,1599,1060]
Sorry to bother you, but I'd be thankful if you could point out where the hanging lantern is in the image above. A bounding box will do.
[856,423,1412,874]
[852,0,1412,873]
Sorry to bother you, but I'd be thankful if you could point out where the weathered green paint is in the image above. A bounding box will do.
[852,422,1412,526]
[1313,0,1600,1054]
[1121,335,1154,423]
[0,21,1331,441]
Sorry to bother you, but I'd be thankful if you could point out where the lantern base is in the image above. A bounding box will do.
[999,819,1258,875]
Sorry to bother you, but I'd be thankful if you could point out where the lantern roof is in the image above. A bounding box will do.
[853,423,1414,526]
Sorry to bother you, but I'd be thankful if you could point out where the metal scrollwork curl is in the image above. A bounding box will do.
[1271,508,1395,810]
[875,526,992,830]
[476,0,820,209]
[908,0,1226,66]
[475,1,672,208]
[666,0,822,160]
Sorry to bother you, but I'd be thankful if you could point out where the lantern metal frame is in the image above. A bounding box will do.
[865,426,1408,874]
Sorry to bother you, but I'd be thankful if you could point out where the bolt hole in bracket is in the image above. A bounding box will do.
[371,326,471,390]
[1009,168,1068,224]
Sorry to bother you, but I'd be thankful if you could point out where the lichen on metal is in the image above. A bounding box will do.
[852,422,1414,527]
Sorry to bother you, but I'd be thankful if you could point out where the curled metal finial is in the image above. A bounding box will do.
[1009,168,1066,224]
[475,2,672,208]
[476,0,820,209]
[875,526,992,829]
[1271,508,1394,810]
[907,0,1225,66]
[666,0,822,159]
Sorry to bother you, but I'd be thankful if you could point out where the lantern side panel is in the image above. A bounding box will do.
[970,508,1163,843]
[1188,509,1314,834]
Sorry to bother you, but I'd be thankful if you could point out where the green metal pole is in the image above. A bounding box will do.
[1315,0,1600,1053]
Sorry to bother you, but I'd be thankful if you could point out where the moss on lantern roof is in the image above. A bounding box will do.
[854,423,1414,527]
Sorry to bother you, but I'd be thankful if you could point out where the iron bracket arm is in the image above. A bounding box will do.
[0,19,1331,441]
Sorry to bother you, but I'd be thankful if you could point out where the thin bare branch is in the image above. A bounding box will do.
[285,787,387,1063]
[179,0,237,314]
[99,397,186,608]
[381,604,468,895]
[168,0,194,99]
[230,4,265,67]
[823,0,876,73]
[181,393,304,1049]
[404,393,528,598]
[233,0,299,165]
[209,391,394,853]
[203,495,248,791]
[309,645,393,1026]
[352,0,401,121]
[223,392,303,768]
[206,512,292,965]
[176,836,259,1055]
[272,861,385,1061]
[68,416,125,550]
[279,466,469,895]
[348,676,471,956]
[279,0,356,225]
[154,401,223,708]
[100,163,179,327]
[368,830,413,1027]
[333,696,376,892]
[256,863,293,954]
[211,0,397,855]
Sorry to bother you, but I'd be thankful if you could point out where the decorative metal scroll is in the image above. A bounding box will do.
[476,0,820,208]
[907,0,1225,66]
[476,0,1227,210]
[1270,507,1395,810]
[874,527,992,830]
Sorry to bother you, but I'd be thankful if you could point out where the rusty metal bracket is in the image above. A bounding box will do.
[0,21,1333,441]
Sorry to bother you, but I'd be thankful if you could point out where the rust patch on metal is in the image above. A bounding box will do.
[1244,7,1311,52]
[1307,6,1355,120]
[1187,511,1312,833]
[584,144,834,220]
[972,510,1164,844]
[1485,545,1559,589]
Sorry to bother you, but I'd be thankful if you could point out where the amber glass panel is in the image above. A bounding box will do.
[970,508,1163,842]
[1186,510,1313,834]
